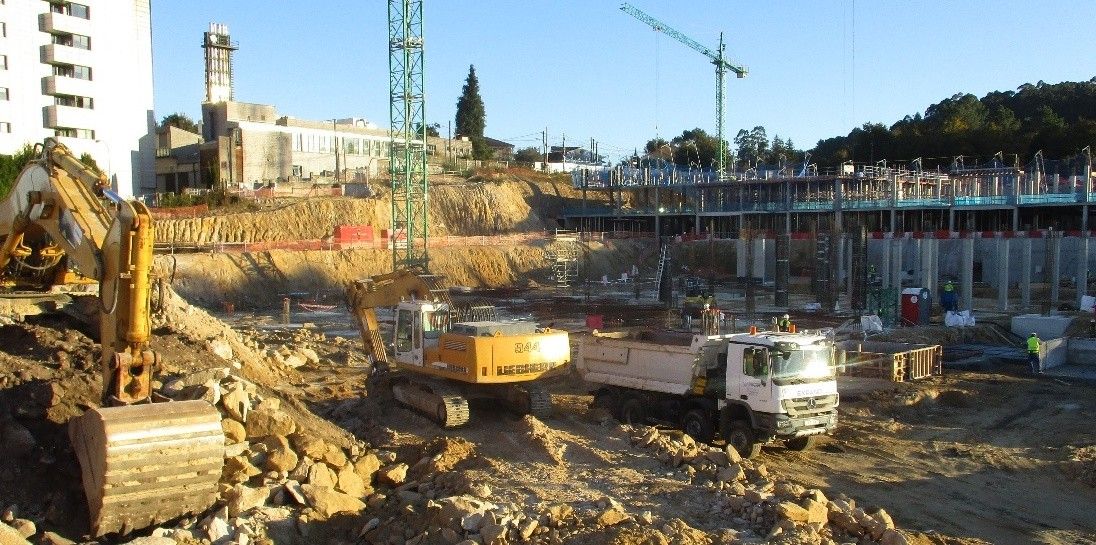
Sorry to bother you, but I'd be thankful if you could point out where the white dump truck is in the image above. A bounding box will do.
[573,328,839,457]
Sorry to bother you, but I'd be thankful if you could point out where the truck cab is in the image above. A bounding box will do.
[720,332,839,457]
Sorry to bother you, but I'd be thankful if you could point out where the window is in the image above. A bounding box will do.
[52,33,91,50]
[0,88,7,101]
[53,64,91,80]
[51,2,89,19]
[0,122,12,133]
[55,95,93,109]
[742,347,769,378]
[54,128,94,139]
[395,309,413,353]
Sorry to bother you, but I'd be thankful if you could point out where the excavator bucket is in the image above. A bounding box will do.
[69,400,225,537]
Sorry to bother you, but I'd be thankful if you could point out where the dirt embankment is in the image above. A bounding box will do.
[159,240,655,308]
[155,170,608,245]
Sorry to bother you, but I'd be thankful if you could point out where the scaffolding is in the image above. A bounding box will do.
[545,230,579,287]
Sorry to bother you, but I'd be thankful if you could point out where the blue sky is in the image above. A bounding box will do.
[152,1,1096,162]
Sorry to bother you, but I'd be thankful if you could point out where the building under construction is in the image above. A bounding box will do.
[565,153,1096,235]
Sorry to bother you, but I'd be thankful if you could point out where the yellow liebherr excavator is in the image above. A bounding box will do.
[347,270,571,427]
[0,139,224,537]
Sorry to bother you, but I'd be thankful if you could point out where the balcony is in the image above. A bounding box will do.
[39,12,92,37]
[40,44,93,67]
[42,74,93,97]
[44,104,95,131]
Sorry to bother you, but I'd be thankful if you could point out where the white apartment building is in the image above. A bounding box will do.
[0,0,155,196]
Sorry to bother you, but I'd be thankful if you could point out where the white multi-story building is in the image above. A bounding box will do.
[0,0,154,196]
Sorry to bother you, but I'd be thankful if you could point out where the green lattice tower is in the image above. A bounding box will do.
[388,0,429,271]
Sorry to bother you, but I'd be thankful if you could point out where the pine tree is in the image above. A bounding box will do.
[455,65,490,159]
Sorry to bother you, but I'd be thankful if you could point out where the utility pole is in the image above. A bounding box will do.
[447,121,452,163]
[542,128,548,171]
[332,119,339,182]
[562,134,566,172]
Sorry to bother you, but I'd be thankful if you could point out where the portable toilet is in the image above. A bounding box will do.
[900,287,931,326]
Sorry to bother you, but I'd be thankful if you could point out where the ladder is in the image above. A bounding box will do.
[655,243,670,301]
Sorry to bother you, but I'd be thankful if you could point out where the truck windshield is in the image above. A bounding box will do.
[771,346,834,384]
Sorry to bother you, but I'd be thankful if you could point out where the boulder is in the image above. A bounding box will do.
[2,421,36,458]
[882,529,910,545]
[8,519,34,539]
[377,463,408,486]
[321,444,348,468]
[298,347,320,365]
[221,419,246,444]
[223,456,262,484]
[724,444,743,463]
[776,501,810,523]
[208,339,234,361]
[306,463,337,488]
[121,537,177,545]
[354,452,381,482]
[282,354,307,369]
[594,507,629,527]
[336,464,367,497]
[227,484,270,517]
[300,485,366,519]
[289,433,328,460]
[38,532,73,545]
[802,499,828,525]
[479,522,505,544]
[221,385,250,422]
[283,480,307,505]
[245,408,296,439]
[262,435,299,473]
[0,522,31,545]
[716,464,745,483]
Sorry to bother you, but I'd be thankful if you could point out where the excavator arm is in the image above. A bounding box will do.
[1,139,224,536]
[346,269,450,365]
[0,138,154,403]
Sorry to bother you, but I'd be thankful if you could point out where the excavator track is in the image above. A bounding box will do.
[391,377,470,428]
[69,400,225,537]
[526,382,554,418]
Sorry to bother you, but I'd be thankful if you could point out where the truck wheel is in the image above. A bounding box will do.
[784,435,818,452]
[682,409,714,443]
[618,397,647,426]
[726,420,762,459]
[592,390,619,413]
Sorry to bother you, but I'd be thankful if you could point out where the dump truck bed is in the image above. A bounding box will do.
[572,329,730,395]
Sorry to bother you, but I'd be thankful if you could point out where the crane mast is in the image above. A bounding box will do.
[619,3,747,179]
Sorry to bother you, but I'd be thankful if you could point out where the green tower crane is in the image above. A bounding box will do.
[388,0,429,271]
[619,3,747,180]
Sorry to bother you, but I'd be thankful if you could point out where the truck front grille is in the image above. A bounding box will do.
[782,394,838,417]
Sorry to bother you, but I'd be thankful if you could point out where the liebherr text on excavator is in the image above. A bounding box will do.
[0,139,224,537]
[347,270,570,427]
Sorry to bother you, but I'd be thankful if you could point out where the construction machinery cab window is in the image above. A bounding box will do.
[770,343,834,385]
[396,309,413,352]
[742,347,769,378]
[424,309,447,339]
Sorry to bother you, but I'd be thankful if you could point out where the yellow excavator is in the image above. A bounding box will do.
[347,270,571,427]
[0,139,224,537]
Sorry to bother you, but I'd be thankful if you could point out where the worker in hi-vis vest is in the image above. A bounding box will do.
[941,280,958,313]
[1027,333,1041,375]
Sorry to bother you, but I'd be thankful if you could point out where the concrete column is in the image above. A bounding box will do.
[845,237,854,306]
[1077,236,1089,307]
[879,238,891,289]
[961,237,974,311]
[736,238,747,279]
[890,238,903,291]
[754,239,767,282]
[929,238,939,301]
[1020,237,1032,310]
[997,237,1009,311]
[1050,234,1061,307]
[920,238,934,294]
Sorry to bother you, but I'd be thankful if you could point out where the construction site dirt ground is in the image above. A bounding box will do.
[224,293,1096,545]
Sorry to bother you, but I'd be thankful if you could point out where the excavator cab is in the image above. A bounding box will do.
[392,300,450,367]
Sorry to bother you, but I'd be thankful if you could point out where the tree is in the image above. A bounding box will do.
[734,126,769,167]
[455,65,490,159]
[161,112,199,134]
[455,65,485,137]
[514,146,541,164]
[78,152,102,173]
[0,144,36,198]
[415,122,441,138]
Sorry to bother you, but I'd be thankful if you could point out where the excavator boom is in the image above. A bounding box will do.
[0,139,223,536]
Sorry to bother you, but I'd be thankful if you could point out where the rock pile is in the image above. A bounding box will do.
[627,426,914,545]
